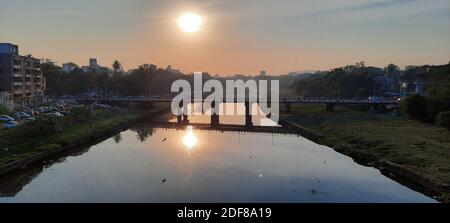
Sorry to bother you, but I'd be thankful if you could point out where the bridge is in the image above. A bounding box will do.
[73,96,399,128]
[74,96,399,105]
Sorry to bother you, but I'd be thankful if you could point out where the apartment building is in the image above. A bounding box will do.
[0,43,46,109]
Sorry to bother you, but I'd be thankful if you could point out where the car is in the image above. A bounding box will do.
[15,112,32,119]
[3,120,19,129]
[23,117,36,122]
[35,107,45,114]
[23,109,37,116]
[0,115,15,122]
[46,111,64,118]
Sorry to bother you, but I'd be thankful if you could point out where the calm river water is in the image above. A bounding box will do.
[0,107,437,202]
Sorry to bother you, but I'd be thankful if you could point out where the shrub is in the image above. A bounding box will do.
[424,97,443,123]
[0,105,9,115]
[401,94,427,120]
[436,111,450,129]
[69,106,93,122]
[4,118,56,141]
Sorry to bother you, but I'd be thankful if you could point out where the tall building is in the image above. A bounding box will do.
[0,43,46,109]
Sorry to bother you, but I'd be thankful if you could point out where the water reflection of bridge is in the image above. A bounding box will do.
[150,121,301,135]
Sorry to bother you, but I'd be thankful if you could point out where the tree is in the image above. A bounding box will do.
[436,111,450,129]
[402,94,427,120]
[385,63,399,75]
[112,60,123,73]
[66,62,79,68]
[355,61,365,68]
[41,60,63,96]
[354,88,369,98]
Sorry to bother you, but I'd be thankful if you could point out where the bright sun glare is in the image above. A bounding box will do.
[182,126,197,149]
[178,13,202,33]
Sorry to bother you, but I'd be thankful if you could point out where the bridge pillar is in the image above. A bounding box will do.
[211,101,220,127]
[325,103,335,112]
[178,100,189,125]
[182,114,189,124]
[245,101,253,128]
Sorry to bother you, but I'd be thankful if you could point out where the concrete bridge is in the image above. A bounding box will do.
[74,96,399,128]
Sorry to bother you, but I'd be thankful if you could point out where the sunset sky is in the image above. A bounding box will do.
[1,0,449,75]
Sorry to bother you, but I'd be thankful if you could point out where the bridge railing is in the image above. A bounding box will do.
[74,96,399,104]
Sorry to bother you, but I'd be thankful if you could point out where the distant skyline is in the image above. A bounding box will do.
[1,0,449,75]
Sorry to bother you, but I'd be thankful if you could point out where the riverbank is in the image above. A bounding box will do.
[0,105,170,176]
[280,105,450,202]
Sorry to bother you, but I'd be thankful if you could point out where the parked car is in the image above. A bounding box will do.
[23,109,38,116]
[15,111,32,119]
[35,107,46,114]
[23,117,36,123]
[3,120,19,129]
[0,115,15,122]
[46,111,64,118]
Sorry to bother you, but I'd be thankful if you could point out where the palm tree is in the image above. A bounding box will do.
[112,60,123,73]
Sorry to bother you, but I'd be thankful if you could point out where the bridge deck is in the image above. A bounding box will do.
[74,97,399,105]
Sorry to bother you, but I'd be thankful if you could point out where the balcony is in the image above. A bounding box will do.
[13,82,23,86]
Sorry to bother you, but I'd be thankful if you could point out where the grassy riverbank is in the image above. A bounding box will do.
[281,105,450,202]
[0,107,157,169]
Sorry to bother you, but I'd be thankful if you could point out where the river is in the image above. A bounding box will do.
[0,105,437,202]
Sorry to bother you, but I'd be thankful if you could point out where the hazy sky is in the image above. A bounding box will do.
[1,0,449,75]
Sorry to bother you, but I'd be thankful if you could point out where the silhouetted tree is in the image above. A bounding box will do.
[112,60,123,73]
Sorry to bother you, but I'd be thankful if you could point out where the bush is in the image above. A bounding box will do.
[401,94,427,120]
[68,106,93,122]
[0,105,9,115]
[354,88,369,98]
[436,111,450,129]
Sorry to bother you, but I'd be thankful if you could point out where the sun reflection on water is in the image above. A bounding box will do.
[182,126,197,150]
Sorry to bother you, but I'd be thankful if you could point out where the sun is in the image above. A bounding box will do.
[178,13,202,33]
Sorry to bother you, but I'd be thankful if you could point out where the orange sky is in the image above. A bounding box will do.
[1,0,449,75]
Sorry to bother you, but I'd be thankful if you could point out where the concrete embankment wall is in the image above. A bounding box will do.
[0,108,170,177]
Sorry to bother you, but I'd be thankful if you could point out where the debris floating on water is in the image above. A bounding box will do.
[309,189,329,196]
[162,178,167,183]
[161,138,167,142]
